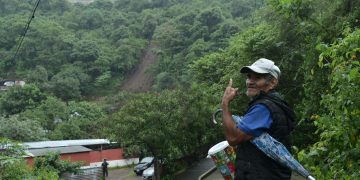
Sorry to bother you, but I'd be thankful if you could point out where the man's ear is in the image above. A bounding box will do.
[270,78,278,89]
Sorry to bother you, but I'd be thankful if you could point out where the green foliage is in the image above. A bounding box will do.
[229,0,264,18]
[0,138,26,165]
[50,65,90,101]
[0,15,28,51]
[0,138,59,179]
[268,0,313,20]
[77,9,104,29]
[50,76,81,101]
[0,115,46,141]
[70,40,100,62]
[32,168,59,180]
[140,9,163,39]
[25,65,50,91]
[0,0,261,102]
[14,18,77,72]
[0,160,33,180]
[113,37,148,73]
[54,101,105,139]
[230,23,281,60]
[0,84,47,115]
[66,101,106,136]
[153,20,186,54]
[185,38,213,62]
[34,152,81,176]
[0,0,150,100]
[109,87,221,173]
[196,7,224,31]
[94,71,112,87]
[18,97,107,140]
[152,72,177,91]
[21,96,68,131]
[299,28,360,179]
[189,52,229,86]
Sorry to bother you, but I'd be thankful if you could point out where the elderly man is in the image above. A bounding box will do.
[222,58,295,179]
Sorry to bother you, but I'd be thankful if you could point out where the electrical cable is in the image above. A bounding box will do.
[12,0,41,60]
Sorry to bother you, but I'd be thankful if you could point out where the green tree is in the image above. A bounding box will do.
[70,40,100,63]
[94,71,112,87]
[140,9,162,39]
[14,19,76,72]
[152,72,176,91]
[0,15,28,51]
[50,65,90,101]
[0,84,47,115]
[33,152,81,177]
[38,0,70,14]
[21,96,68,131]
[50,76,81,102]
[110,26,132,43]
[0,138,59,179]
[0,138,31,179]
[50,101,107,140]
[50,121,83,140]
[196,7,224,32]
[109,88,221,177]
[67,101,106,138]
[229,0,264,18]
[78,9,104,30]
[299,28,360,179]
[153,20,185,54]
[0,160,33,180]
[0,115,46,141]
[0,0,32,16]
[112,37,148,74]
[89,0,113,10]
[26,65,50,91]
[185,38,212,62]
[0,138,26,164]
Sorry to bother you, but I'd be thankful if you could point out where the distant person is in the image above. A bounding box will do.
[101,159,109,177]
[222,58,295,179]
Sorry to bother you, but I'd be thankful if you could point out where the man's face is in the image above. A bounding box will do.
[245,72,273,97]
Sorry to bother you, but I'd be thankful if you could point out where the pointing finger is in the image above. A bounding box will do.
[228,78,233,87]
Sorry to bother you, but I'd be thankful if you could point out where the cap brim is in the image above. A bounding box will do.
[240,66,269,74]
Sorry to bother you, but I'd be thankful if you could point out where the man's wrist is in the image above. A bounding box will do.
[222,101,230,112]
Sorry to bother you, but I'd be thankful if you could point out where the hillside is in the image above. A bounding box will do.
[120,42,157,93]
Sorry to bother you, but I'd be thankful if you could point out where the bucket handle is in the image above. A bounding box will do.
[212,109,223,125]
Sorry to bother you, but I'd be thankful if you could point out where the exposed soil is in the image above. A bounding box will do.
[119,42,157,93]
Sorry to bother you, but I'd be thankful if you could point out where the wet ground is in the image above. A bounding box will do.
[107,167,141,180]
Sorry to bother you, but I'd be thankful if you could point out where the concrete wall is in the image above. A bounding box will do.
[88,158,139,168]
[25,148,134,168]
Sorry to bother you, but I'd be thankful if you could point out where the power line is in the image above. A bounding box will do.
[12,0,41,60]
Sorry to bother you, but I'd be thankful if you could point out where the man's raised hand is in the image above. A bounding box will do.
[222,78,239,105]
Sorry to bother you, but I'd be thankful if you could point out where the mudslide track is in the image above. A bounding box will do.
[120,42,157,92]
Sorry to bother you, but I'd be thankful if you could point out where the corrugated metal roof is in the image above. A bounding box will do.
[27,145,92,157]
[23,139,110,149]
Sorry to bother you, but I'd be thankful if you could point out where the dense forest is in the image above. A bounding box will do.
[0,0,359,179]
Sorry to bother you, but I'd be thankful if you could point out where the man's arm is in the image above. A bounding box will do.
[222,79,252,146]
